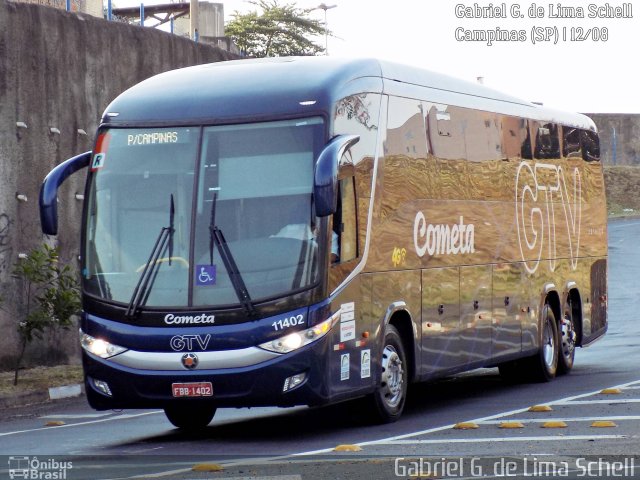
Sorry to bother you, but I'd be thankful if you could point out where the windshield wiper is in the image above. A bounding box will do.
[209,193,256,317]
[126,195,175,317]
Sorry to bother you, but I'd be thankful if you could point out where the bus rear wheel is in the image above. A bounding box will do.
[525,303,559,382]
[164,405,216,430]
[368,325,407,423]
[557,309,576,375]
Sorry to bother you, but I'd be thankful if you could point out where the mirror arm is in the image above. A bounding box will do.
[314,135,360,217]
[39,151,91,235]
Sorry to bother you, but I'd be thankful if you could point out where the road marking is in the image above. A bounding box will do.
[609,220,640,229]
[41,413,114,419]
[127,467,194,479]
[479,415,640,424]
[591,420,618,427]
[0,411,161,437]
[128,446,165,454]
[208,477,302,480]
[83,377,640,480]
[377,435,627,444]
[556,399,640,405]
[293,378,640,456]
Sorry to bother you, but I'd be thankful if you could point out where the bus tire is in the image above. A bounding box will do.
[164,405,216,430]
[525,303,559,382]
[557,309,576,375]
[368,325,407,423]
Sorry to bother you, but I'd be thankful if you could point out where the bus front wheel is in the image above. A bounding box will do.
[164,405,216,430]
[369,325,407,423]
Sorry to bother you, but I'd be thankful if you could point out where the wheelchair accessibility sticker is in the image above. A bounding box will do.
[196,265,216,286]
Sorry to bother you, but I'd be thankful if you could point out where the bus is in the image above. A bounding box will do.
[40,57,608,428]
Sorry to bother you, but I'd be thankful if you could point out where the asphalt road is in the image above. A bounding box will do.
[1,218,639,480]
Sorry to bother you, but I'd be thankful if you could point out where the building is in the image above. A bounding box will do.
[10,0,239,54]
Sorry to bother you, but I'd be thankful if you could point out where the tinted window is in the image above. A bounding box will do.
[581,130,600,162]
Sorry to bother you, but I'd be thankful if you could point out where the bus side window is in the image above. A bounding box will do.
[533,123,560,159]
[519,119,533,159]
[563,127,582,158]
[581,130,600,162]
[332,176,357,264]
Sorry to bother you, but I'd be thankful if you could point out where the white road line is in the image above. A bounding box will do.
[378,435,627,444]
[0,411,162,437]
[479,415,640,424]
[609,221,640,229]
[41,413,114,419]
[127,446,165,454]
[113,467,194,479]
[556,399,640,405]
[293,378,640,456]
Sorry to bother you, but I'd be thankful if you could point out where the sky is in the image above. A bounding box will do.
[130,0,640,113]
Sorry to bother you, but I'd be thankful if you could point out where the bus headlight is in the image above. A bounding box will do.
[258,311,340,354]
[80,330,128,359]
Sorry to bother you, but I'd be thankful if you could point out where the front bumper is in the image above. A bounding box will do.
[83,336,332,410]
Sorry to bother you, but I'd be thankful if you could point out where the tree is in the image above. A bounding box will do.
[12,244,81,385]
[226,0,328,57]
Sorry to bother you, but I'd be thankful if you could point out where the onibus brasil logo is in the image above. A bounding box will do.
[8,456,72,479]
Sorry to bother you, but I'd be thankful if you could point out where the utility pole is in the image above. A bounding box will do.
[316,3,336,55]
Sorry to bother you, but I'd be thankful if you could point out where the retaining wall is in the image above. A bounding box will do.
[0,0,236,368]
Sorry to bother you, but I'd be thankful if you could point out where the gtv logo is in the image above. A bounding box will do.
[515,161,581,274]
[170,334,211,352]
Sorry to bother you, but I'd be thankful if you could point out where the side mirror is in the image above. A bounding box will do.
[40,151,91,235]
[314,135,360,217]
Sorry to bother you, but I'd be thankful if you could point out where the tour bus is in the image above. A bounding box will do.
[40,57,607,428]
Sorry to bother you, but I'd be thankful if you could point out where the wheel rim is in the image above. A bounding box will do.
[560,314,576,360]
[380,345,404,408]
[542,316,556,369]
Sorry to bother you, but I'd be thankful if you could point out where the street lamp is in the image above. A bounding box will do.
[316,3,336,55]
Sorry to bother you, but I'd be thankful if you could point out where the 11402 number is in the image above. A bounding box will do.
[272,314,304,331]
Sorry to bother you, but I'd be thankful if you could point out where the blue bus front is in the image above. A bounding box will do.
[75,118,347,415]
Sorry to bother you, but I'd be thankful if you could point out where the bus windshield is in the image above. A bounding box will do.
[83,118,323,309]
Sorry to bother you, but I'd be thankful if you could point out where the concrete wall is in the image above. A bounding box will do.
[587,113,640,166]
[0,0,237,369]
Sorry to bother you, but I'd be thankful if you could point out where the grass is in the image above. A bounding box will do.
[604,165,640,217]
[0,365,83,397]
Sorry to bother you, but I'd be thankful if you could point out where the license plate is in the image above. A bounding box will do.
[172,382,213,397]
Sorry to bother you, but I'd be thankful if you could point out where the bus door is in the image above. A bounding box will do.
[327,151,375,400]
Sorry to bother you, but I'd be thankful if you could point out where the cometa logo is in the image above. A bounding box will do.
[164,313,215,325]
[413,213,475,257]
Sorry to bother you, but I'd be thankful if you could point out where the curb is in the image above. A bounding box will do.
[49,384,83,400]
[0,383,84,410]
[0,390,50,409]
